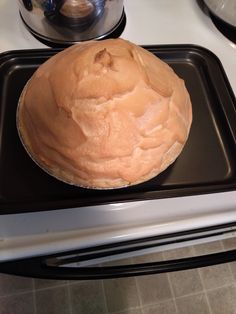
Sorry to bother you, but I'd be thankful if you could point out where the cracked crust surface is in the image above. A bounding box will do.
[18,39,192,188]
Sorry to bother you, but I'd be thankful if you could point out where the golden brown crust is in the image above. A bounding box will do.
[17,39,192,188]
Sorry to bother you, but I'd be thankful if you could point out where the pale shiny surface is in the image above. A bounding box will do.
[0,191,236,260]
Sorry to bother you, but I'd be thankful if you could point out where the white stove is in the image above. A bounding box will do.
[0,0,235,277]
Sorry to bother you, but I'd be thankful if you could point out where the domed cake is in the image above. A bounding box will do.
[17,38,192,189]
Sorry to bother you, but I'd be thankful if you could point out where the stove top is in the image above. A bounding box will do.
[0,0,235,261]
[0,1,235,95]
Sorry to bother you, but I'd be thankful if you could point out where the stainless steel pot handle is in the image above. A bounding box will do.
[0,247,236,280]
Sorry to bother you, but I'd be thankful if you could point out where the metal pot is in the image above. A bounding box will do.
[203,0,236,28]
[18,0,124,44]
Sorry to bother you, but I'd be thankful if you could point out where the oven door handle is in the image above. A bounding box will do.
[0,249,236,280]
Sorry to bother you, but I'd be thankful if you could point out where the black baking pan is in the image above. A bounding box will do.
[0,45,235,214]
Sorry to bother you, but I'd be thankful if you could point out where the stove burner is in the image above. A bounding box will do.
[197,0,236,44]
[22,11,126,48]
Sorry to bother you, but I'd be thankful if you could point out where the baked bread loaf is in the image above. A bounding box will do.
[17,38,192,189]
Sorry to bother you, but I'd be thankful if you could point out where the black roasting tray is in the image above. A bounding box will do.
[0,45,235,214]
